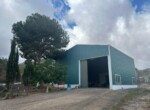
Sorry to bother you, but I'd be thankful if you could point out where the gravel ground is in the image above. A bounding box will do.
[122,95,150,110]
[0,88,125,110]
[121,91,150,110]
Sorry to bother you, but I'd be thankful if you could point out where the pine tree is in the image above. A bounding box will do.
[12,13,69,64]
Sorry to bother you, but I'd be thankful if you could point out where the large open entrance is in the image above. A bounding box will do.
[80,56,109,88]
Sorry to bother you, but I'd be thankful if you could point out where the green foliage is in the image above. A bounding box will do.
[0,58,7,83]
[15,49,20,82]
[31,59,66,85]
[53,62,66,84]
[6,38,16,84]
[22,60,34,86]
[19,63,25,75]
[12,13,69,64]
[6,38,20,87]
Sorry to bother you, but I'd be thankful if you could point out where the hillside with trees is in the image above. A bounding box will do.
[0,58,7,83]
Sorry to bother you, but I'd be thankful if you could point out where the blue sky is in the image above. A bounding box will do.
[48,0,76,28]
[131,0,150,12]
[0,0,150,69]
[48,0,70,20]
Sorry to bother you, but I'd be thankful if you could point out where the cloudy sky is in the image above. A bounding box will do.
[0,0,150,69]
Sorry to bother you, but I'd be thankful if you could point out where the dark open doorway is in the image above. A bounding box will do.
[87,56,109,88]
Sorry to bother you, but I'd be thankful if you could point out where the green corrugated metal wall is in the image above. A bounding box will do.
[59,45,108,84]
[110,46,136,85]
[59,44,136,85]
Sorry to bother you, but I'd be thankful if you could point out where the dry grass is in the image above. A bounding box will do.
[112,88,150,110]
[145,99,150,108]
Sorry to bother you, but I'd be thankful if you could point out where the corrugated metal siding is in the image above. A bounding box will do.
[59,45,136,85]
[59,45,109,84]
[110,46,137,85]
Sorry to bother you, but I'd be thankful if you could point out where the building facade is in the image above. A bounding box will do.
[59,45,137,90]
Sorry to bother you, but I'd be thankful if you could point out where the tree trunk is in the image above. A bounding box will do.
[46,84,49,93]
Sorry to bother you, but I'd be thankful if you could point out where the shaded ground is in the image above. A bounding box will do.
[0,88,125,110]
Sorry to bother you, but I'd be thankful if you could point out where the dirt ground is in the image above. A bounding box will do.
[122,94,150,110]
[120,87,150,110]
[0,88,125,110]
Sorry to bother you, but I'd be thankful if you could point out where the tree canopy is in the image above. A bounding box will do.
[22,59,66,86]
[30,59,66,85]
[12,13,69,64]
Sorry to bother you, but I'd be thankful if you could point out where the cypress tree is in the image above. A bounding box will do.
[6,38,20,89]
[15,49,20,82]
[22,60,34,86]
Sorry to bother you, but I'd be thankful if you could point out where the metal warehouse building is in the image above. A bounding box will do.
[59,45,137,90]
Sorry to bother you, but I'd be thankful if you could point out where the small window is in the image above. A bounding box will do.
[115,74,121,85]
[132,77,136,84]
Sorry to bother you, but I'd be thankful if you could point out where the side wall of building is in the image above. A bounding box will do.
[110,46,137,86]
[58,45,109,84]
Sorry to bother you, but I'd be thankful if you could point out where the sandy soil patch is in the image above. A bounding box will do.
[0,88,125,110]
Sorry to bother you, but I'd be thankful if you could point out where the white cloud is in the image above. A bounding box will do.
[66,26,88,48]
[67,0,150,69]
[1,0,150,69]
[0,0,54,62]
